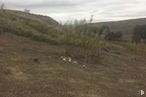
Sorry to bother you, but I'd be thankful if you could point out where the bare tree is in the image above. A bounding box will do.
[89,15,94,23]
[24,9,30,13]
[0,3,5,10]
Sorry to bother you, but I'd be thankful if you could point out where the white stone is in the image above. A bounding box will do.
[68,57,72,62]
[73,61,78,64]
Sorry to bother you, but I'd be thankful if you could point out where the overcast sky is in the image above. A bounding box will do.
[2,0,146,23]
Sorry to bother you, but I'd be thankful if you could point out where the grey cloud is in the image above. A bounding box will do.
[3,0,146,22]
[5,0,93,8]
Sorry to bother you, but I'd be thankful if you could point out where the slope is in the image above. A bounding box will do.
[0,10,146,97]
[0,9,63,44]
[0,32,146,97]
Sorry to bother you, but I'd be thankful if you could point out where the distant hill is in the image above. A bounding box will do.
[0,9,63,44]
[92,18,146,41]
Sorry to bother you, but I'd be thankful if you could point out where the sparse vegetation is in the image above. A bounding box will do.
[0,9,146,97]
[60,20,106,63]
[0,10,63,44]
[126,42,146,56]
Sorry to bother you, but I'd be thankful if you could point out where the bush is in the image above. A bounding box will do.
[133,25,146,42]
[99,25,122,41]
[105,31,122,41]
[61,26,104,63]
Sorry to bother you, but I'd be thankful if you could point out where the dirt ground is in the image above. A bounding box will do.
[0,33,146,97]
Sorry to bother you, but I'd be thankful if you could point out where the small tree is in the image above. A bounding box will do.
[89,15,94,23]
[24,9,30,13]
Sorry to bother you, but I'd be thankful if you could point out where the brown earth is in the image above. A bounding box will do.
[0,33,146,97]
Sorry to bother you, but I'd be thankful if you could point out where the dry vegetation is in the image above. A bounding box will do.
[0,10,146,97]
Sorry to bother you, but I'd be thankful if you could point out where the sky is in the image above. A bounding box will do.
[2,0,146,23]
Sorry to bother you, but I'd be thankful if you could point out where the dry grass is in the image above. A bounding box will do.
[0,33,146,97]
[0,10,146,97]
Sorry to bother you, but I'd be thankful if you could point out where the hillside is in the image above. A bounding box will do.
[0,9,63,44]
[92,18,146,41]
[0,32,146,97]
[0,10,146,97]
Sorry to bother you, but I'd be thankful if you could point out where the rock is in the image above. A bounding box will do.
[68,57,72,62]
[73,61,78,64]
[82,65,86,68]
